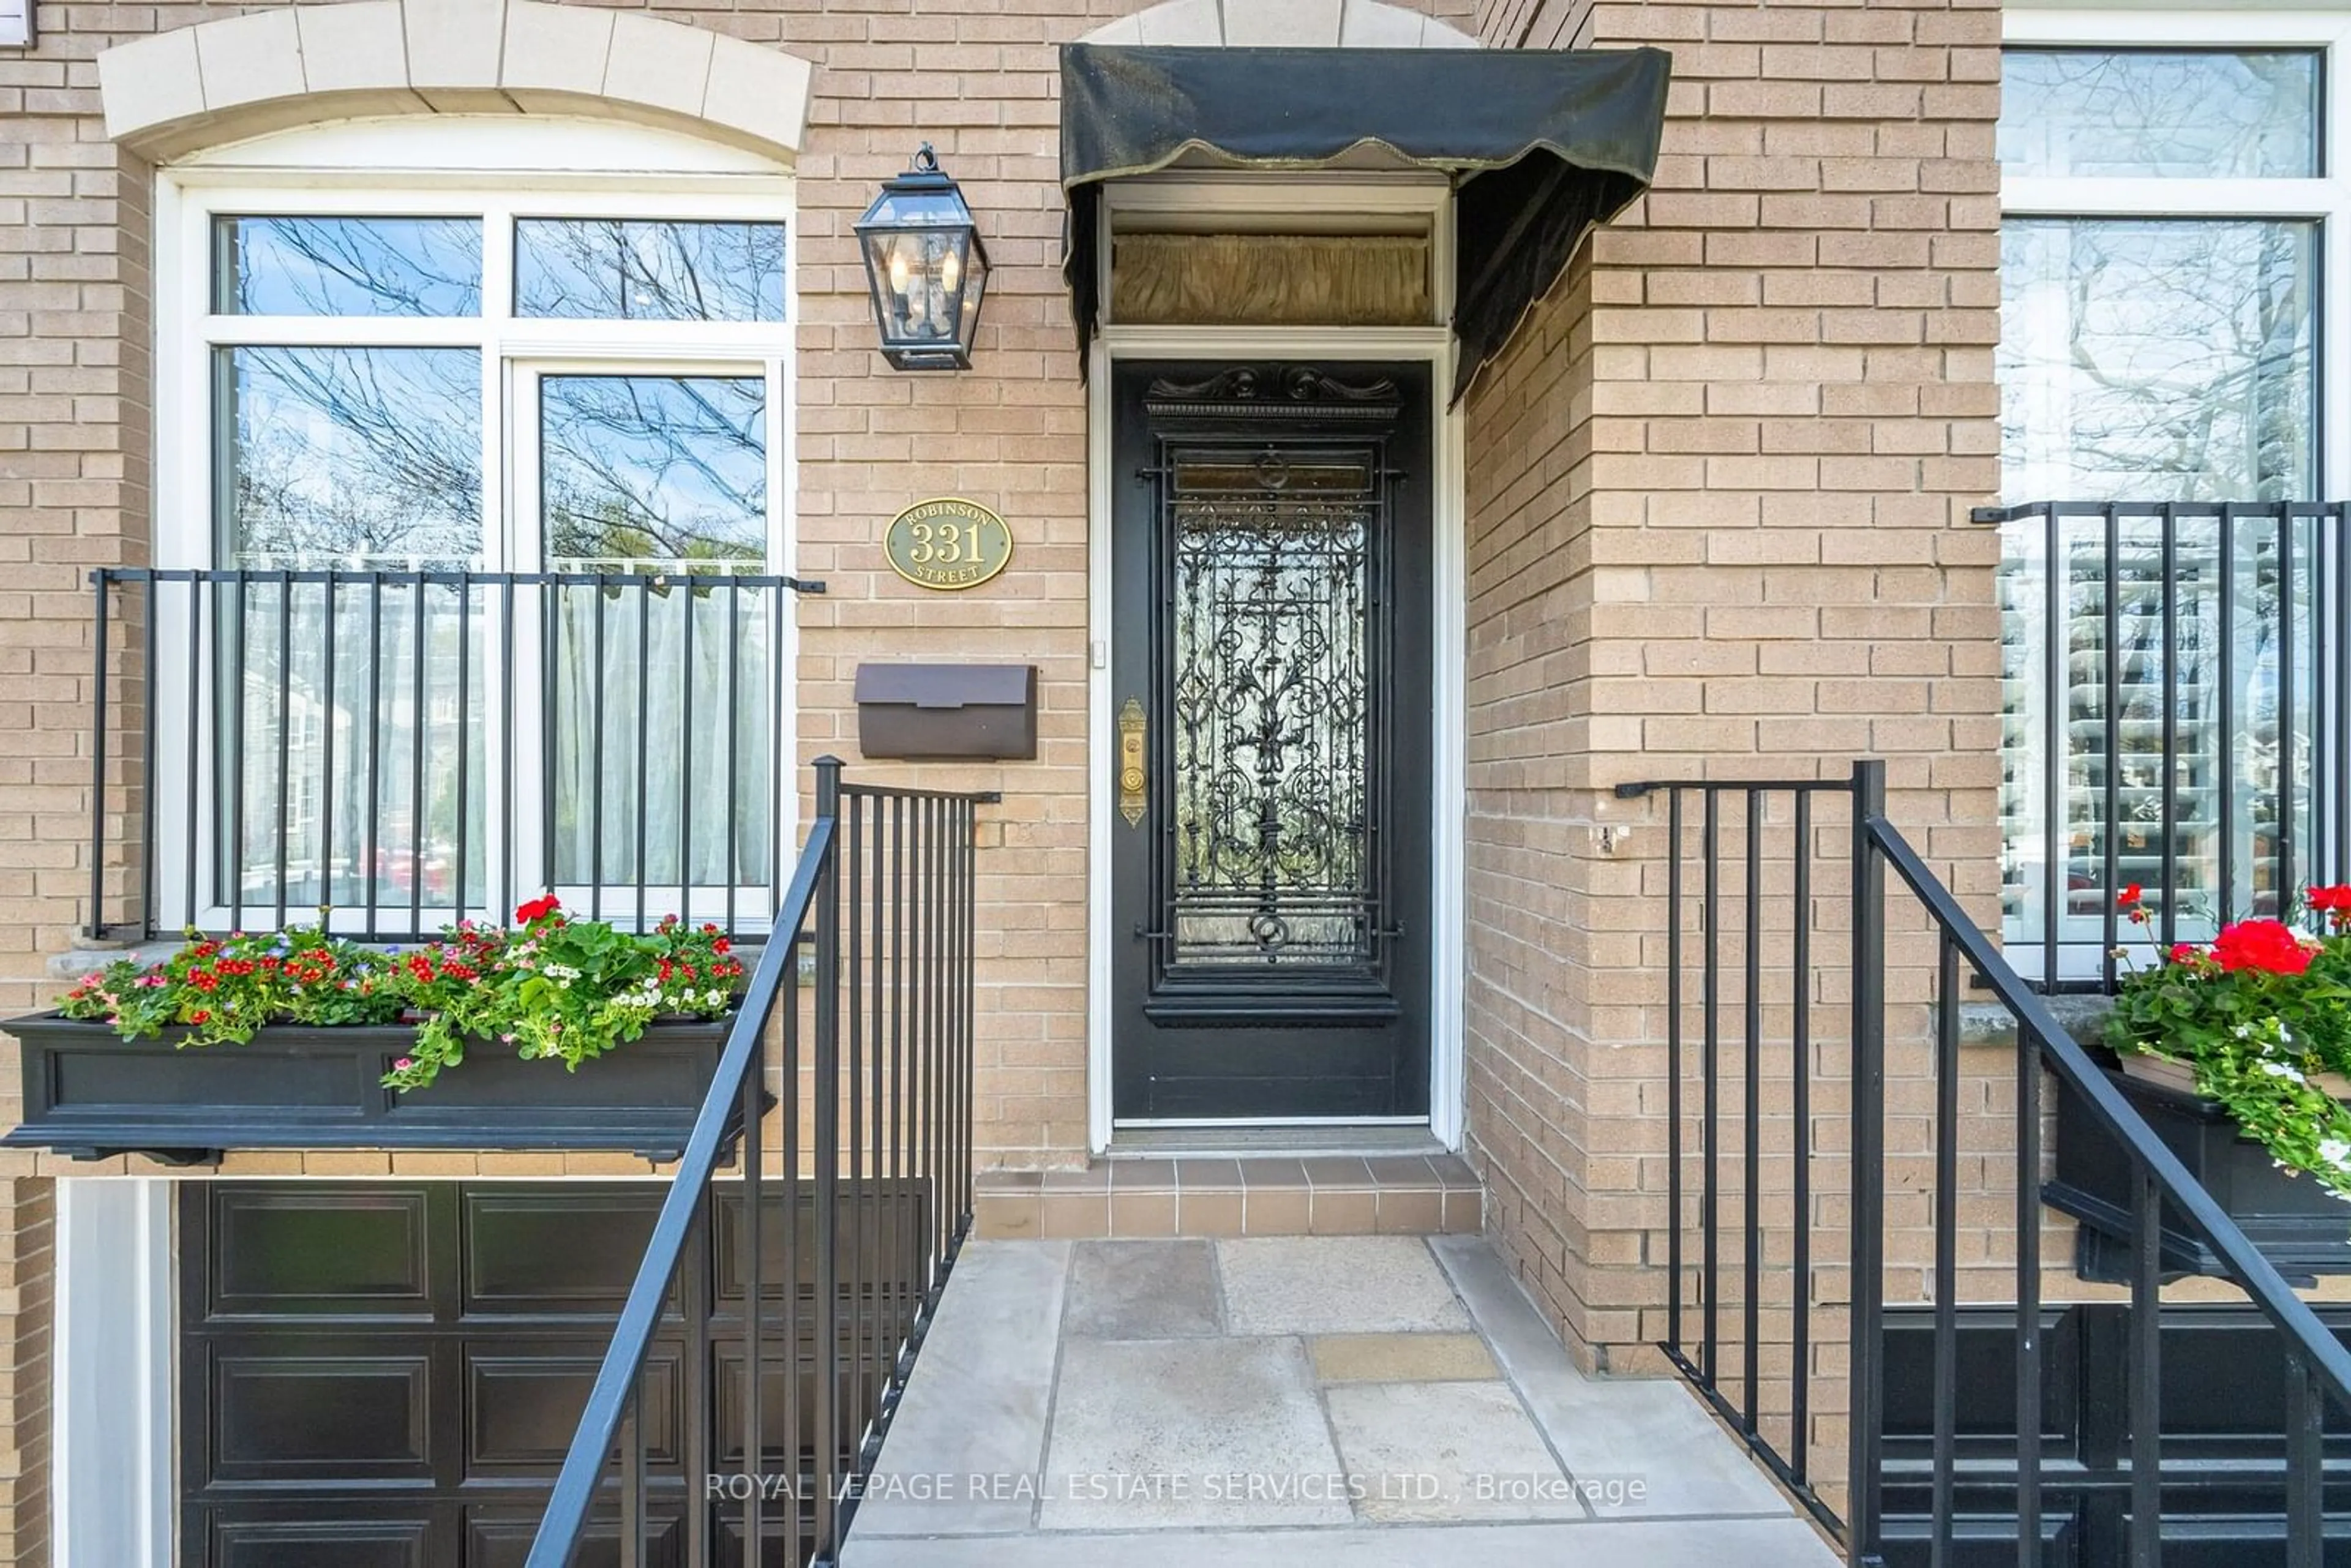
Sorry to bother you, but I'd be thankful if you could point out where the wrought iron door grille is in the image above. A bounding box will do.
[1157,443,1390,974]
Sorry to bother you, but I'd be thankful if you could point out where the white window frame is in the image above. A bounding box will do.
[1999,13,2351,977]
[151,118,799,935]
[2002,9,2351,498]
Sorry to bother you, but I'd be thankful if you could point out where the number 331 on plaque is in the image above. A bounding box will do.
[883,498,1012,591]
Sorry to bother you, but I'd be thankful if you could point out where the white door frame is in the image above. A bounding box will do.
[1083,321,1469,1153]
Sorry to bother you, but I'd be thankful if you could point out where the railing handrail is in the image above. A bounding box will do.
[1860,805,2351,1408]
[1970,498,2351,524]
[523,808,838,1567]
[92,565,825,591]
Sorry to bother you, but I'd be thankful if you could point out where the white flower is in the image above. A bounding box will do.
[2261,1060,2308,1084]
[2235,1024,2255,1040]
[2279,1022,2295,1045]
[2320,1139,2351,1169]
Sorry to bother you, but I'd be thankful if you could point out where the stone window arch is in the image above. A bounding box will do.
[94,0,816,165]
[1079,0,1478,50]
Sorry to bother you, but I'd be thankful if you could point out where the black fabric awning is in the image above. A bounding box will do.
[1059,43,1671,402]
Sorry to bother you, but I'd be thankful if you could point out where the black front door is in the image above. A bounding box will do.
[1111,362,1433,1120]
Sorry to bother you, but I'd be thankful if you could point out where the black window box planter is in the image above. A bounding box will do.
[2,1012,740,1165]
[2044,1054,2351,1285]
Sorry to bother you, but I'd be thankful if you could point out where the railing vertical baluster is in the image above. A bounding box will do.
[890,793,907,1352]
[725,582,740,936]
[634,581,651,931]
[2044,504,2061,987]
[2220,504,2238,926]
[679,583,694,925]
[591,576,609,923]
[741,936,766,1567]
[681,1202,710,1568]
[2285,1349,2323,1568]
[189,577,207,931]
[1790,787,1810,1487]
[497,576,514,928]
[2017,997,2044,1568]
[2159,503,2178,950]
[812,758,842,1554]
[846,789,867,1474]
[1848,760,1887,1563]
[929,797,948,1264]
[230,570,249,934]
[781,909,804,1568]
[2279,503,2297,908]
[768,586,785,901]
[320,575,339,915]
[617,1395,643,1568]
[868,790,890,1422]
[454,572,472,928]
[359,576,383,940]
[2128,1164,2162,1566]
[138,575,159,937]
[1667,787,1684,1364]
[1742,789,1762,1439]
[408,570,427,939]
[272,572,293,929]
[953,795,972,1236]
[917,796,938,1270]
[1702,787,1720,1387]
[1930,933,1959,1568]
[538,580,555,908]
[87,571,108,937]
[959,795,977,1231]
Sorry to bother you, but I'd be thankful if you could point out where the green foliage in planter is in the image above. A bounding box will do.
[2105,884,2351,1203]
[56,896,747,1092]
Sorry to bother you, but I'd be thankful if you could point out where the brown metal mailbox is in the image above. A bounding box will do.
[855,663,1038,760]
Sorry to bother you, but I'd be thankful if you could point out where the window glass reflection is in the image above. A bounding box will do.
[216,346,484,568]
[516,220,786,321]
[214,216,483,317]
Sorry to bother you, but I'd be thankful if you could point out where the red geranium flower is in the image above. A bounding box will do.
[515,893,562,925]
[2210,918,2318,977]
[2309,885,2351,918]
[2169,942,2202,965]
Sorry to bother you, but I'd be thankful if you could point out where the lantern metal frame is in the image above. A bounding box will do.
[854,143,990,371]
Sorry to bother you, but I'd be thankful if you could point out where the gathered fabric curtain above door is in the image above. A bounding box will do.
[1057,43,1672,400]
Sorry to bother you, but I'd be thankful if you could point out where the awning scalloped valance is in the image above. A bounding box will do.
[1060,42,1673,402]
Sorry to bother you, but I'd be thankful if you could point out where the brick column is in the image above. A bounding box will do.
[1462,0,2003,1387]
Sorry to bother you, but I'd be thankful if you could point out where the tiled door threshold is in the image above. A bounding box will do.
[975,1150,1482,1240]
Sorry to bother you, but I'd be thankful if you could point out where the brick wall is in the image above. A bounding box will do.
[1460,0,2004,1401]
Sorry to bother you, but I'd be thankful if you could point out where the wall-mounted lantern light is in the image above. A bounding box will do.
[855,144,989,370]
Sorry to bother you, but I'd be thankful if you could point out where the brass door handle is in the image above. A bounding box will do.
[1118,697,1147,827]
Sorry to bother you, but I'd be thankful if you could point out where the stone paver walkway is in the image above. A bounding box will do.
[842,1232,1839,1567]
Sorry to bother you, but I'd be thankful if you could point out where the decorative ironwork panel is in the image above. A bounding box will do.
[1165,445,1385,969]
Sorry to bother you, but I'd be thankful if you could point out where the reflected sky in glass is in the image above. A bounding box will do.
[2000,50,2321,179]
[516,220,786,321]
[540,375,767,568]
[2000,218,2315,503]
[218,346,483,567]
[214,216,482,317]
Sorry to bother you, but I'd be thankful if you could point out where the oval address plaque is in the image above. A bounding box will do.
[883,497,1013,591]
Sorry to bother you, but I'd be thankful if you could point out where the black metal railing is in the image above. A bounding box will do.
[526,759,987,1568]
[1621,760,2351,1567]
[83,565,821,942]
[1982,501,2350,990]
